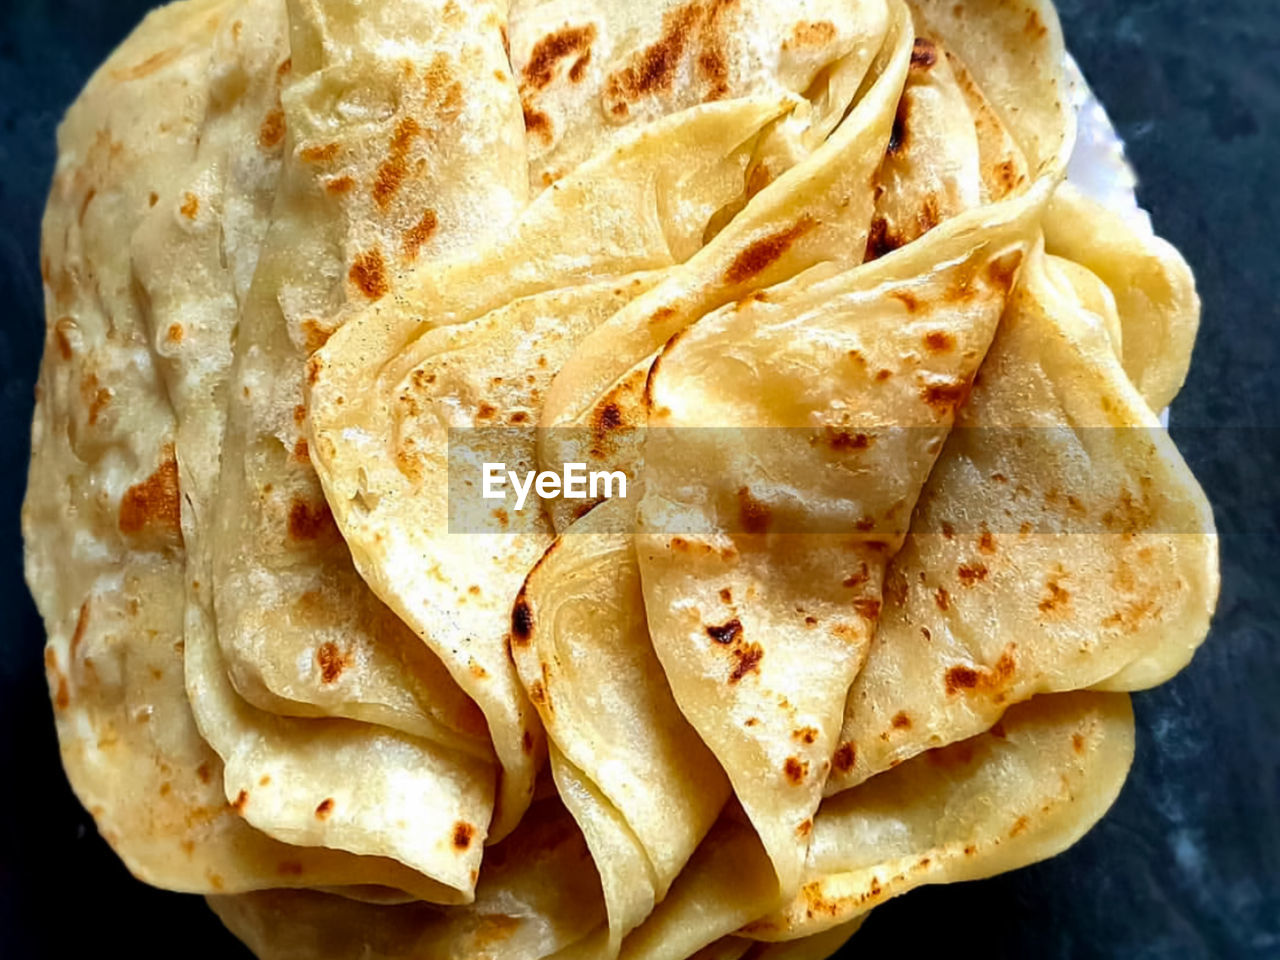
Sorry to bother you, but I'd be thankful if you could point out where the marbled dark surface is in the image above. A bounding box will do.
[0,1,1276,957]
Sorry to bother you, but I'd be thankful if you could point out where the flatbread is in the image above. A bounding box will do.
[208,799,606,959]
[25,0,484,900]
[743,692,1134,940]
[1044,181,1200,412]
[510,0,890,192]
[26,0,1214,951]
[825,242,1217,793]
[628,0,1073,894]
[515,497,731,950]
[306,91,797,848]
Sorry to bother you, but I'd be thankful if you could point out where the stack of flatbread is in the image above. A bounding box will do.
[24,0,1217,956]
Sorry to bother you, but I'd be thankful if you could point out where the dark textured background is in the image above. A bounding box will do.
[1,1,1277,957]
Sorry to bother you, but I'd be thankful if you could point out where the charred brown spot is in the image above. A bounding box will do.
[349,248,389,300]
[179,192,199,219]
[921,378,972,414]
[373,117,421,209]
[511,597,534,647]
[1009,815,1030,838]
[783,756,809,785]
[945,647,1016,695]
[301,318,332,353]
[231,790,249,814]
[788,20,837,48]
[891,711,912,730]
[258,108,285,150]
[452,821,475,850]
[522,105,552,143]
[706,618,743,645]
[890,290,920,312]
[865,216,902,262]
[402,209,439,260]
[934,587,951,611]
[196,762,212,784]
[833,741,857,773]
[324,175,355,195]
[796,818,813,837]
[288,499,336,541]
[737,487,772,534]
[569,53,591,83]
[650,305,679,327]
[993,159,1022,195]
[84,374,112,426]
[1072,733,1085,753]
[53,671,70,710]
[825,429,871,451]
[853,598,881,620]
[315,798,334,820]
[957,562,988,586]
[725,216,816,285]
[1101,487,1154,535]
[924,330,955,353]
[70,600,90,659]
[719,588,733,603]
[888,97,910,156]
[598,402,624,434]
[118,453,181,537]
[522,730,535,754]
[605,6,696,103]
[1039,577,1070,614]
[945,664,980,693]
[729,643,764,683]
[522,25,598,89]
[166,323,184,345]
[697,48,728,99]
[316,642,348,683]
[292,438,309,463]
[300,143,340,164]
[53,318,74,360]
[910,37,938,69]
[978,530,997,554]
[793,726,818,745]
